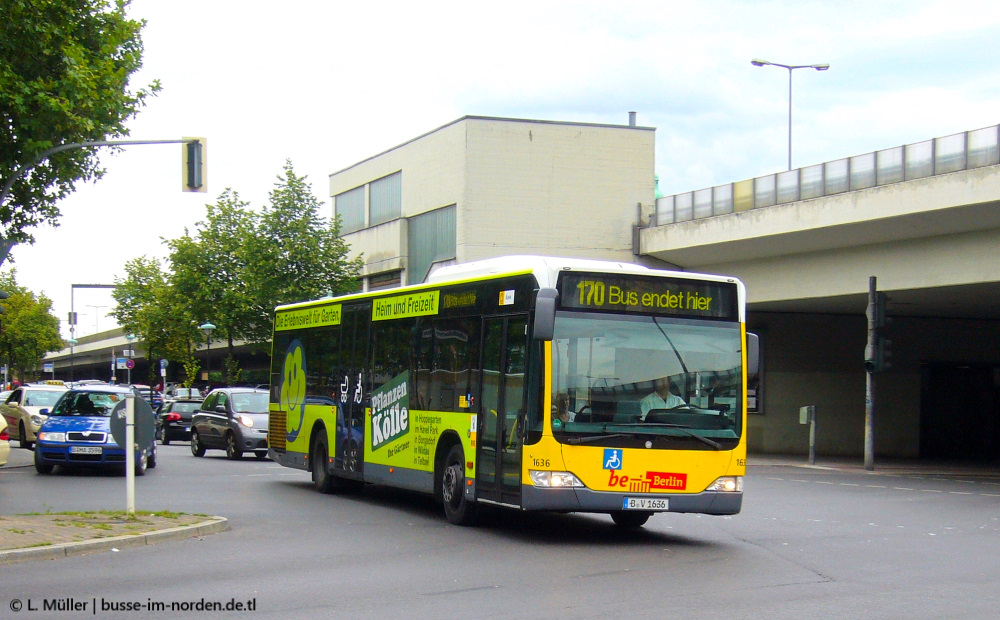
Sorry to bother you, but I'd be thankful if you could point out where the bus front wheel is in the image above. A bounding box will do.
[441,445,476,526]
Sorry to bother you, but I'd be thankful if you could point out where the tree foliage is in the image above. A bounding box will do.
[0,0,159,243]
[110,256,199,385]
[244,161,362,343]
[0,270,64,380]
[119,161,361,385]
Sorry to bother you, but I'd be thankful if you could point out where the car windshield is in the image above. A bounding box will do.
[49,392,123,417]
[23,390,65,407]
[170,402,202,413]
[231,392,268,414]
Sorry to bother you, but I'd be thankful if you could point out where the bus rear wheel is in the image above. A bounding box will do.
[441,445,476,526]
[311,434,335,494]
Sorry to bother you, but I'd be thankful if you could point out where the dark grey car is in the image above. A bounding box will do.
[190,388,269,460]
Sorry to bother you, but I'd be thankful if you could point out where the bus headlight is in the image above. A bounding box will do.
[706,476,743,492]
[529,470,585,488]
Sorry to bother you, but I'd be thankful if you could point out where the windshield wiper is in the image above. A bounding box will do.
[563,426,721,450]
[638,423,722,450]
[564,433,637,445]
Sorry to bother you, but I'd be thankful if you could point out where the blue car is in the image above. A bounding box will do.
[34,385,157,475]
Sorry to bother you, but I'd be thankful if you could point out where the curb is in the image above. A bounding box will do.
[0,517,228,565]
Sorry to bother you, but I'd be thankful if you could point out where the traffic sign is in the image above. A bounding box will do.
[125,359,135,370]
[110,396,155,448]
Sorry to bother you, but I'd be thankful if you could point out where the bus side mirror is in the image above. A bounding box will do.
[746,332,760,379]
[533,288,558,341]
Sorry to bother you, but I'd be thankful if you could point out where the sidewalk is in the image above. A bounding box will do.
[0,448,227,565]
[749,453,1000,478]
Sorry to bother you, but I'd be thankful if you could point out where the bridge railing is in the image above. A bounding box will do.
[655,123,1000,225]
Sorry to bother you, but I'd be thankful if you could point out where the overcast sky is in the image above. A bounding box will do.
[8,0,1000,340]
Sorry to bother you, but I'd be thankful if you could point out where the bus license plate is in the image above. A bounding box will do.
[623,497,668,511]
[70,446,102,455]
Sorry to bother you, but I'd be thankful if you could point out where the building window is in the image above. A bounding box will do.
[407,205,456,284]
[369,172,402,227]
[335,186,365,234]
[368,270,402,291]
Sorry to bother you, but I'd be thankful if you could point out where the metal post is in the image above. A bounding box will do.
[125,394,135,516]
[787,67,793,171]
[809,409,816,465]
[865,276,877,471]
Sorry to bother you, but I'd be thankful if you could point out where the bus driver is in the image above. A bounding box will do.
[639,376,686,420]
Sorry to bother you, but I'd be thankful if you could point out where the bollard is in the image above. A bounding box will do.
[799,405,816,465]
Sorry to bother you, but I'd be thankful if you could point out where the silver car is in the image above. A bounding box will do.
[190,387,269,460]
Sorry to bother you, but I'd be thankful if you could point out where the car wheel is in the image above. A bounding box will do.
[441,444,476,526]
[19,422,33,450]
[225,432,243,460]
[148,446,157,469]
[190,430,206,457]
[254,451,268,460]
[135,450,148,476]
[33,447,53,474]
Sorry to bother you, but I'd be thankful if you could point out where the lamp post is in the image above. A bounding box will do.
[67,338,77,382]
[751,58,829,170]
[199,322,216,385]
[125,333,136,385]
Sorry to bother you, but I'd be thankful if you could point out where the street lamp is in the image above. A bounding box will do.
[67,338,77,382]
[751,58,829,170]
[199,322,216,385]
[125,333,136,385]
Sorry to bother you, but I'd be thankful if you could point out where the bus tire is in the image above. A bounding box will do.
[441,444,476,526]
[610,510,651,528]
[311,433,335,494]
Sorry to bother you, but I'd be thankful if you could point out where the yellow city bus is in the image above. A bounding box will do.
[268,256,758,527]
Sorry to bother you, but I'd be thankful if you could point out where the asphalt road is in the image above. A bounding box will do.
[2,444,999,619]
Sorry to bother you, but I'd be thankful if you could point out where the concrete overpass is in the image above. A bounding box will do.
[642,123,1000,462]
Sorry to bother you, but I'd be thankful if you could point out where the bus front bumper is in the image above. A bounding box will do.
[521,485,742,515]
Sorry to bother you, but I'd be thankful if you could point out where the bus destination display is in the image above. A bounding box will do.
[558,272,738,320]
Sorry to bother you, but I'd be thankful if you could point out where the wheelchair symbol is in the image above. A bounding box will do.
[604,449,623,470]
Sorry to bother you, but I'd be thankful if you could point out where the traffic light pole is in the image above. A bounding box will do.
[865,276,877,471]
[0,138,203,210]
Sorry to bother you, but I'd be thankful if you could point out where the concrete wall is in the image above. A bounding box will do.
[330,119,468,278]
[461,119,654,263]
[331,117,656,281]
[748,311,1000,458]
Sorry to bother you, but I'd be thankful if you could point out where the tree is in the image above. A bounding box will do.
[0,0,159,243]
[111,256,198,385]
[244,160,362,343]
[118,162,361,385]
[0,270,64,380]
[168,189,259,382]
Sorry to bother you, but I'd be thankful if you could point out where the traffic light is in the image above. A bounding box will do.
[0,290,8,315]
[864,335,893,373]
[182,137,207,193]
[866,291,889,328]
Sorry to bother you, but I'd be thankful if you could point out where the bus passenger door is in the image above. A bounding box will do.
[477,315,528,506]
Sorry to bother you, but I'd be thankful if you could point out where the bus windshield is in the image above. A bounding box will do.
[550,312,743,449]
